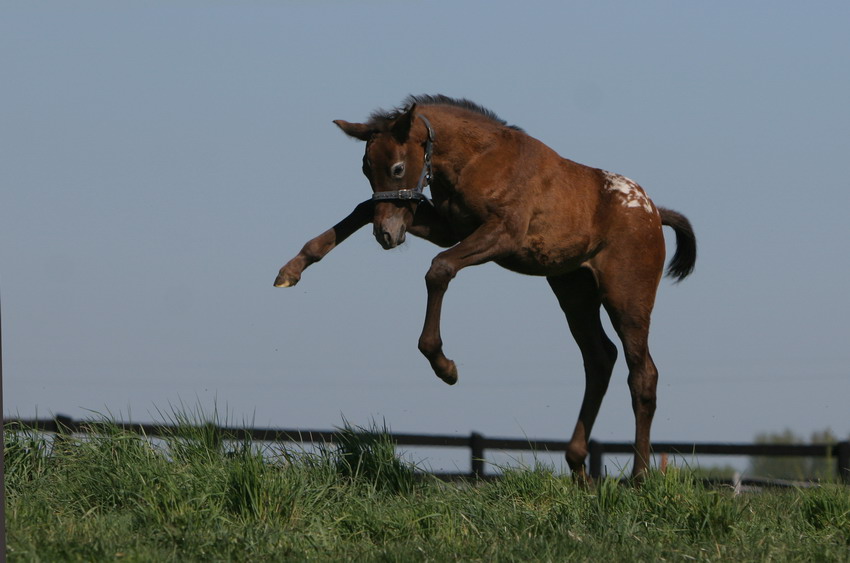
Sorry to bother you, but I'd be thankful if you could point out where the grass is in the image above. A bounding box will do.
[5,411,850,562]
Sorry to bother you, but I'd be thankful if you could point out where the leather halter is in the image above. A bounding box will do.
[371,115,434,203]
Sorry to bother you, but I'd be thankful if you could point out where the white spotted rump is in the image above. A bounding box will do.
[602,171,656,214]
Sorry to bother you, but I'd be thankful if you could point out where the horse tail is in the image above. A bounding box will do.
[658,207,697,282]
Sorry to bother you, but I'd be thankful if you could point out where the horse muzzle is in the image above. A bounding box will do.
[374,221,406,249]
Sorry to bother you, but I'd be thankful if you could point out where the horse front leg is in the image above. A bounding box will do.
[417,222,512,384]
[274,200,373,287]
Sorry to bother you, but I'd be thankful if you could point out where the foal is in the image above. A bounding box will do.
[275,95,696,480]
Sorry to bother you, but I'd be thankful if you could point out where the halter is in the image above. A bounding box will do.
[371,115,435,203]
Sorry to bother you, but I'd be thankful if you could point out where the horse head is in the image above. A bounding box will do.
[334,104,432,249]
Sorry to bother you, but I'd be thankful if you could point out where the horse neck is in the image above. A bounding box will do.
[424,110,500,183]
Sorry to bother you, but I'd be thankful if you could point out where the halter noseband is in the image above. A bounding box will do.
[371,115,435,203]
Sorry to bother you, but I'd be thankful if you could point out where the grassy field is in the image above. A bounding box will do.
[5,414,850,562]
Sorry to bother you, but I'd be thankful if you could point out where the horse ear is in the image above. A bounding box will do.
[333,120,374,141]
[390,104,416,143]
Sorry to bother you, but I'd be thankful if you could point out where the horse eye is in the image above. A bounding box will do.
[391,162,405,178]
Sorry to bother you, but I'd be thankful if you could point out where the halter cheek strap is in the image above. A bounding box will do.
[371,115,435,203]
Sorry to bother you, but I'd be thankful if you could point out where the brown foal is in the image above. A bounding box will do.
[275,95,696,480]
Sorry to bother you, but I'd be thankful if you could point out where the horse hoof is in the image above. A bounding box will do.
[571,471,594,489]
[438,361,458,385]
[274,272,300,288]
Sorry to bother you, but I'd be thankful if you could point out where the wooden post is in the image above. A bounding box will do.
[54,414,74,433]
[837,441,850,484]
[588,440,603,479]
[1,290,6,562]
[470,432,485,479]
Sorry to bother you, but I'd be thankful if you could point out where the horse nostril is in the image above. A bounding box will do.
[381,230,393,248]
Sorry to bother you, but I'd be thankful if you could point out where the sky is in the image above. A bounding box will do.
[2,2,849,473]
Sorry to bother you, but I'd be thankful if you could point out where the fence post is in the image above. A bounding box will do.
[54,414,74,433]
[1,288,6,558]
[470,432,485,479]
[837,441,850,484]
[588,440,603,479]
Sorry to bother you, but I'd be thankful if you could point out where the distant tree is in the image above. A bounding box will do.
[748,428,839,480]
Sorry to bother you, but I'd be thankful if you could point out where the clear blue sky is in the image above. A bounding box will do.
[2,2,849,470]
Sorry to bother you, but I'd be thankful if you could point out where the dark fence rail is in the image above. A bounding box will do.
[5,415,849,483]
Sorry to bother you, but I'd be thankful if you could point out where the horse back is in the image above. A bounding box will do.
[446,131,664,277]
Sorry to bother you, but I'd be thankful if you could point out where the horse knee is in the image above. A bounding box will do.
[425,257,456,290]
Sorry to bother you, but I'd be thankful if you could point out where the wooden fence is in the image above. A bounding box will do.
[5,415,849,484]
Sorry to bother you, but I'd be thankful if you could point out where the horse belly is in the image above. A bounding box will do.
[495,239,592,277]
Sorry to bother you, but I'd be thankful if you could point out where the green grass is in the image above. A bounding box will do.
[5,413,850,562]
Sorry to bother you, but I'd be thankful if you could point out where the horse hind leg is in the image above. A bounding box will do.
[547,270,618,483]
[601,276,661,481]
[612,314,658,480]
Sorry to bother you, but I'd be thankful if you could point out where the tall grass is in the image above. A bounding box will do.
[5,410,850,561]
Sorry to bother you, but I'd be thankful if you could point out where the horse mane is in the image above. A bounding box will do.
[368,94,524,132]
